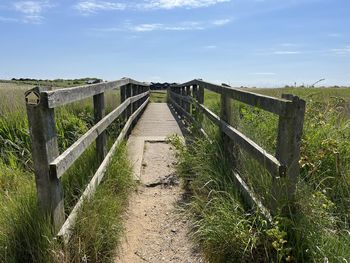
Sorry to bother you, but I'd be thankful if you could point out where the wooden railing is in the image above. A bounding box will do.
[25,78,150,241]
[168,79,305,221]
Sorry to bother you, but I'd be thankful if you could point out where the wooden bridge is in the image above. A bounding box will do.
[25,78,305,245]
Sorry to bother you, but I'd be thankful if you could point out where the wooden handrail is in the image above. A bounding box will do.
[57,97,150,242]
[26,79,150,233]
[44,78,149,108]
[168,81,305,219]
[173,79,292,116]
[50,91,149,179]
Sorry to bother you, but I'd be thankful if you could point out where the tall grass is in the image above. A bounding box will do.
[67,143,134,263]
[0,82,131,262]
[173,87,350,262]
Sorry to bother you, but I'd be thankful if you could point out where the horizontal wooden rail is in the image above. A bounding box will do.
[168,96,195,123]
[195,102,285,178]
[169,91,192,104]
[44,78,149,108]
[57,97,149,242]
[50,91,149,179]
[169,91,285,178]
[174,79,291,116]
[232,171,273,224]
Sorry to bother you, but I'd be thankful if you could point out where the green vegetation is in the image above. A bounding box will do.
[1,77,102,88]
[67,143,133,263]
[150,90,167,103]
[0,81,131,262]
[172,87,350,262]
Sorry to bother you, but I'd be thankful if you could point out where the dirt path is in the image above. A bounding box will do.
[115,142,203,263]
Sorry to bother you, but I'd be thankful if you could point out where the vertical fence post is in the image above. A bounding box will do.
[185,85,191,114]
[220,88,236,165]
[25,87,65,232]
[179,86,184,118]
[167,86,171,103]
[126,83,132,119]
[120,84,127,126]
[274,94,306,211]
[197,85,204,125]
[93,93,107,163]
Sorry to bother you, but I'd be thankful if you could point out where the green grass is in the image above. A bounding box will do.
[0,81,132,262]
[66,143,134,263]
[150,90,167,103]
[172,87,350,262]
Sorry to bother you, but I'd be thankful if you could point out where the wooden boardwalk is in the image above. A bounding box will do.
[131,102,184,138]
[116,103,203,262]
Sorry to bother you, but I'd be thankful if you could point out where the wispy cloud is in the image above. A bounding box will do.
[330,45,350,55]
[94,18,231,32]
[203,45,217,49]
[74,1,127,14]
[141,0,230,10]
[0,16,19,23]
[13,1,54,24]
[212,18,231,26]
[273,51,301,55]
[328,33,342,38]
[74,0,230,14]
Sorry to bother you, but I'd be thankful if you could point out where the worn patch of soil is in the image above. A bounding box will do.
[115,142,203,263]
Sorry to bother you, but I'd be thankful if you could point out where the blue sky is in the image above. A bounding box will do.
[0,0,349,87]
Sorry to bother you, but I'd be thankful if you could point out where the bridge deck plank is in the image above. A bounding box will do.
[131,103,183,137]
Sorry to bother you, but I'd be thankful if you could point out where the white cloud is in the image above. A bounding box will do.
[328,33,342,38]
[331,46,350,55]
[212,18,231,26]
[127,21,205,31]
[94,18,231,32]
[0,16,19,23]
[75,1,127,14]
[142,0,230,9]
[74,0,230,14]
[273,51,301,55]
[203,45,217,49]
[13,1,54,24]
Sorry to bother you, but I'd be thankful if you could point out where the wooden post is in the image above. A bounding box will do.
[185,86,191,114]
[220,88,236,166]
[126,84,132,119]
[167,86,171,103]
[180,86,186,111]
[273,94,306,211]
[120,85,127,123]
[25,87,65,232]
[197,85,204,125]
[93,93,107,164]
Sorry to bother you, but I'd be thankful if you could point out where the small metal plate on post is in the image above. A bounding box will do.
[25,90,40,106]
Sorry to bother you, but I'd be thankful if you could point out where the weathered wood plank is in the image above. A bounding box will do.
[273,94,306,206]
[174,79,291,116]
[220,88,237,166]
[50,91,149,179]
[169,96,196,124]
[169,91,192,104]
[50,99,130,179]
[93,93,107,164]
[45,78,149,108]
[232,171,273,224]
[25,87,65,232]
[130,91,149,104]
[57,97,149,242]
[194,102,285,178]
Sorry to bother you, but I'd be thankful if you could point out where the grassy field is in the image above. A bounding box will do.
[172,86,350,262]
[149,90,167,103]
[0,80,132,262]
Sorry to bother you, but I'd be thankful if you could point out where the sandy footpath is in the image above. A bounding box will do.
[115,142,203,263]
